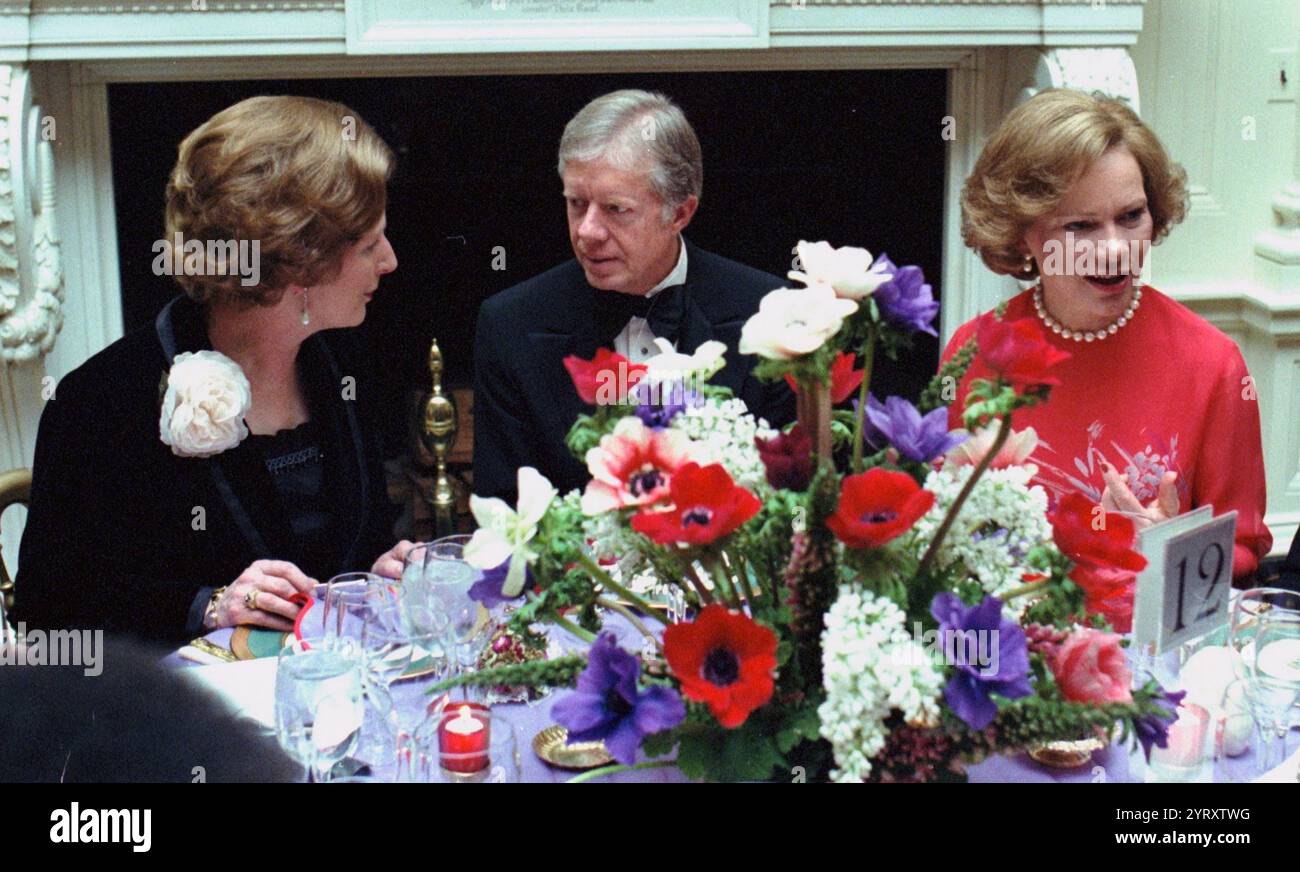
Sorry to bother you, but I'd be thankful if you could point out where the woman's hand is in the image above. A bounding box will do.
[370,540,417,580]
[211,560,318,632]
[1100,462,1180,532]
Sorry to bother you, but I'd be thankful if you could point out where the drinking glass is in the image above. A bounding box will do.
[415,536,484,684]
[1146,701,1213,783]
[1228,588,1300,659]
[321,572,388,644]
[1245,610,1300,772]
[275,639,365,782]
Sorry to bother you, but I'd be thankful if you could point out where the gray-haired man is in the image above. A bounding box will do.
[473,90,794,503]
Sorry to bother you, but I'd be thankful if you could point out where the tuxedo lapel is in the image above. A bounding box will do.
[677,244,752,398]
[528,278,605,450]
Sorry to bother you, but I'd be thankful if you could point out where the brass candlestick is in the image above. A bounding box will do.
[422,339,459,537]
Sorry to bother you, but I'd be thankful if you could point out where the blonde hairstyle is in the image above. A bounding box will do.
[164,96,393,307]
[960,89,1188,279]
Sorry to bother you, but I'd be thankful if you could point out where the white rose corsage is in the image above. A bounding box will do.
[158,350,252,458]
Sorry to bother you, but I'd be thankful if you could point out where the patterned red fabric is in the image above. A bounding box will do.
[943,287,1272,579]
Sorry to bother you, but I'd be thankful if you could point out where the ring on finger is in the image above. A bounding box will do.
[244,589,260,611]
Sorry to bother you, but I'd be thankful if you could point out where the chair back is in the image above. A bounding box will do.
[0,467,32,614]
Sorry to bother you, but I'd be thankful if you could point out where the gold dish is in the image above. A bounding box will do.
[1027,736,1106,768]
[532,725,614,771]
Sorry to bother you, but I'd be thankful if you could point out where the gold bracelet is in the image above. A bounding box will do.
[203,586,227,631]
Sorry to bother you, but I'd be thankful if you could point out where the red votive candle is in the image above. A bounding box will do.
[438,703,491,774]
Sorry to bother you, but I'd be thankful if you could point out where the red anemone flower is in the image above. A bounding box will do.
[663,605,778,729]
[754,425,814,492]
[563,348,646,406]
[973,314,1071,389]
[825,468,935,549]
[630,463,761,547]
[1050,492,1148,572]
[1069,564,1137,633]
[784,351,864,405]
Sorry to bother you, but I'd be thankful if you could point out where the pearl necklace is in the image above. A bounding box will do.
[1032,284,1141,343]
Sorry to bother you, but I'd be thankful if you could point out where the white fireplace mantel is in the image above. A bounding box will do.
[0,1,1147,62]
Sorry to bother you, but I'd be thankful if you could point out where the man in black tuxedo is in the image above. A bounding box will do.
[473,90,794,502]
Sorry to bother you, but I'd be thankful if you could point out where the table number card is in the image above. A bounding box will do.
[1132,507,1236,654]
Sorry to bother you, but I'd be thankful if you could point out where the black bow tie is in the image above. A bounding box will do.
[592,284,686,346]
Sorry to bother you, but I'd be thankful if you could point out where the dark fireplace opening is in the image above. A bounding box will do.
[109,68,948,466]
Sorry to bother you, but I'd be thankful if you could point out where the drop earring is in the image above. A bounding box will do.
[300,291,310,327]
[1022,254,1034,274]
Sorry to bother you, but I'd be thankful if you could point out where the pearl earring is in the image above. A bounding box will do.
[300,291,310,327]
[1022,254,1034,274]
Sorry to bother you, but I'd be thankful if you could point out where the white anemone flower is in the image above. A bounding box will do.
[789,240,892,301]
[738,284,858,361]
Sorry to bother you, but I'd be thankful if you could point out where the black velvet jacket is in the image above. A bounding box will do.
[473,240,796,503]
[13,296,396,643]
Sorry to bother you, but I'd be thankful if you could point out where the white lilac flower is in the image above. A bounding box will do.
[668,395,774,492]
[910,464,1052,605]
[819,585,944,783]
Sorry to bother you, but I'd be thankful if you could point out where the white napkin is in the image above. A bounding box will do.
[180,657,278,728]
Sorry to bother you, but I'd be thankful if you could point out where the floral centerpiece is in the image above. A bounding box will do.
[445,240,1183,783]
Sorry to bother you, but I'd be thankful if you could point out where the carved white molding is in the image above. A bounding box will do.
[1254,71,1300,268]
[0,64,63,364]
[1010,46,1140,110]
[31,2,343,11]
[1255,181,1300,266]
[772,0,1144,5]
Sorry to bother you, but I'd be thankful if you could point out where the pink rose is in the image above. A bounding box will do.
[1051,629,1133,704]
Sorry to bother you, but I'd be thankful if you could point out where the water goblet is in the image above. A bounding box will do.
[274,638,365,782]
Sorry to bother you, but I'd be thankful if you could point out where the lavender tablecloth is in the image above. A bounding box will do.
[168,625,1290,783]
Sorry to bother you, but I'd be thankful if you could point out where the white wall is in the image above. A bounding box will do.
[1132,0,1299,289]
[1131,0,1300,558]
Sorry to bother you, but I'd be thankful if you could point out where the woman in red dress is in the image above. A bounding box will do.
[945,89,1271,581]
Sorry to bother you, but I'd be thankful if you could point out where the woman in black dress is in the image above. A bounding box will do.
[14,95,413,643]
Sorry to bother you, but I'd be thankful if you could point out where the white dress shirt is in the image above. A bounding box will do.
[613,238,688,364]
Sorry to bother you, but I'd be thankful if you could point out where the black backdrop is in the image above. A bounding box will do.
[109,68,948,456]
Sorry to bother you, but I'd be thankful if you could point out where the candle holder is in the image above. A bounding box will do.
[412,702,520,783]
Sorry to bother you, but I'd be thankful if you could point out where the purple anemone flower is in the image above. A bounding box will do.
[871,255,940,336]
[631,379,701,430]
[931,592,1034,730]
[1134,688,1186,759]
[551,633,686,765]
[468,560,528,609]
[863,395,967,463]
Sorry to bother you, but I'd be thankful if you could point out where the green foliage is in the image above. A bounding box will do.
[918,333,976,413]
[426,654,588,695]
[752,342,841,388]
[640,730,677,759]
